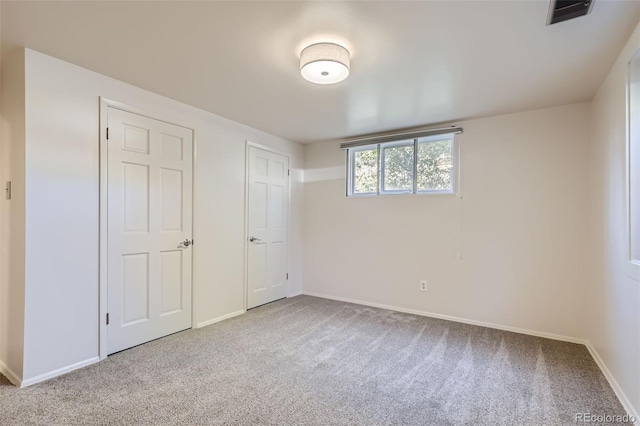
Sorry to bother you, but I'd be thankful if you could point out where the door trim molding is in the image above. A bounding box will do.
[243,141,292,311]
[98,97,197,360]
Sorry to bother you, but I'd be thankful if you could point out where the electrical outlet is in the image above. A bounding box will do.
[420,280,428,292]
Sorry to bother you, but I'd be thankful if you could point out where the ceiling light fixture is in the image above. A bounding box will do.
[300,42,350,85]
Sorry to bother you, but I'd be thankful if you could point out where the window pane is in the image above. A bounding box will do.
[417,138,453,192]
[382,144,414,192]
[353,148,378,194]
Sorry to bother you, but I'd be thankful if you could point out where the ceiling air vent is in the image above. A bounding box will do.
[546,0,595,25]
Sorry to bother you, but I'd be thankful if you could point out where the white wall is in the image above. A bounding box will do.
[588,22,640,417]
[303,103,591,340]
[0,49,26,384]
[10,48,304,384]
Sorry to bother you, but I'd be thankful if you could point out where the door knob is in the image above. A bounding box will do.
[249,236,261,242]
[182,239,193,247]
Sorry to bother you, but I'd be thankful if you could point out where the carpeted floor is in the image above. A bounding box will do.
[0,295,629,425]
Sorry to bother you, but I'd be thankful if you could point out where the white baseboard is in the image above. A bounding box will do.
[303,291,639,422]
[20,356,100,388]
[303,291,585,344]
[195,309,245,329]
[287,291,303,298]
[0,358,22,387]
[585,343,639,424]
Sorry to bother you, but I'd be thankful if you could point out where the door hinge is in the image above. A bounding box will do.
[286,273,289,280]
[106,127,109,140]
[288,169,290,176]
[106,313,110,325]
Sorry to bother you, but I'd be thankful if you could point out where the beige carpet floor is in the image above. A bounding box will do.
[0,295,629,425]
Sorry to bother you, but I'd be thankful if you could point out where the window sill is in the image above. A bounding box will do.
[625,260,640,282]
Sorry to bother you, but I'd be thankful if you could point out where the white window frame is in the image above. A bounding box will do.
[416,134,457,195]
[380,139,415,195]
[346,133,459,197]
[626,49,640,281]
[347,145,380,197]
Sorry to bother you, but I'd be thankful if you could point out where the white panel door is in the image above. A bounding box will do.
[247,146,289,309]
[107,107,193,355]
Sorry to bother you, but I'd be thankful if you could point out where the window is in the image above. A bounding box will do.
[346,133,457,196]
[351,146,378,194]
[627,51,640,280]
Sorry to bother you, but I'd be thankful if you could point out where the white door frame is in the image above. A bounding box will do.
[243,141,292,311]
[98,97,197,360]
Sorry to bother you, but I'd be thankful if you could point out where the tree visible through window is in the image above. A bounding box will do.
[382,143,414,192]
[353,148,377,194]
[418,138,453,191]
[347,134,456,196]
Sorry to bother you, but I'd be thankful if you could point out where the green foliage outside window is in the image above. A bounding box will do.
[383,144,414,191]
[417,139,453,191]
[350,136,453,195]
[353,148,377,193]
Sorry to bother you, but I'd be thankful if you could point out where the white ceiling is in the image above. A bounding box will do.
[2,1,640,143]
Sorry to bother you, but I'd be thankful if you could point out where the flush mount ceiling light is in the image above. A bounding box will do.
[300,42,350,85]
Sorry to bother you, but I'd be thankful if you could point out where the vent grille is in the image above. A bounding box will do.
[547,0,595,25]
